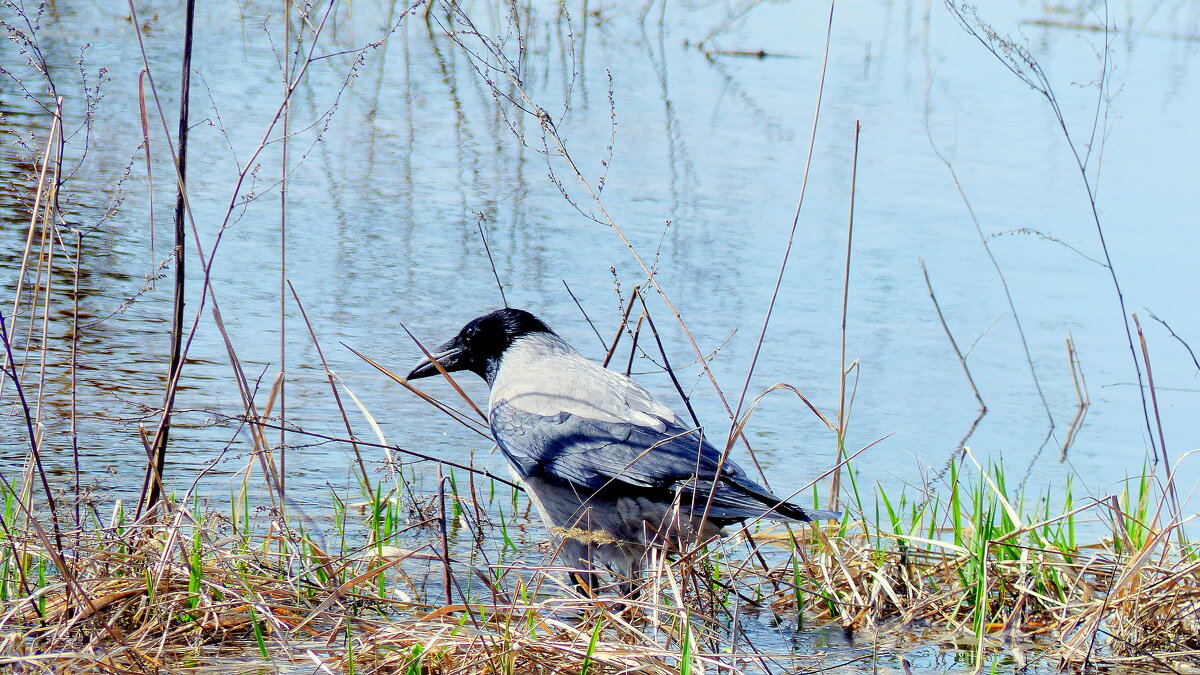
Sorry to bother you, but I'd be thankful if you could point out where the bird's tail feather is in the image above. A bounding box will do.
[682,476,842,523]
[775,502,842,522]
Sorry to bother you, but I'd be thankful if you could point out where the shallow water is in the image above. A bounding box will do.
[1,0,1197,552]
[3,4,1198,672]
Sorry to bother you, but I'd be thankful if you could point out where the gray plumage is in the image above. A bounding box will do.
[407,308,839,595]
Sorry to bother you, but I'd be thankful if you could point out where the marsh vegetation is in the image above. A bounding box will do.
[1,0,1198,672]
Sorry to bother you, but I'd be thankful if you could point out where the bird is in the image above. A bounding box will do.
[407,307,840,596]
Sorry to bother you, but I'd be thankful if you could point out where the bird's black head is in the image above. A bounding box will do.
[406,308,554,384]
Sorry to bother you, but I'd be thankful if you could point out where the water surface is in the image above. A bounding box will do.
[1,0,1197,536]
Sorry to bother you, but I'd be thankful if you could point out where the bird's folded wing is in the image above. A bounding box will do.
[490,400,840,522]
[491,400,742,491]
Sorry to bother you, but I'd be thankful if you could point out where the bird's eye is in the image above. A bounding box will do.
[463,325,478,343]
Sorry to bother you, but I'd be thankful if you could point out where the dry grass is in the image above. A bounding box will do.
[2,448,1197,673]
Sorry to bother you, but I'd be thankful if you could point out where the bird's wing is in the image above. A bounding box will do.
[489,400,832,521]
[488,349,839,522]
[490,399,722,486]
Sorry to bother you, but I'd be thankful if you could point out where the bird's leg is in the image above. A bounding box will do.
[561,538,600,598]
[608,542,643,599]
[615,564,643,599]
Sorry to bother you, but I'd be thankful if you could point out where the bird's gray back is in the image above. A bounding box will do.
[488,333,679,430]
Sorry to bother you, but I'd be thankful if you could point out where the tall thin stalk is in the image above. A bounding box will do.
[830,120,860,508]
[279,0,291,494]
[142,0,196,515]
[0,308,61,552]
[71,231,82,532]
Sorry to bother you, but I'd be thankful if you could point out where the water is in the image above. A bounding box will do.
[1,1,1198,535]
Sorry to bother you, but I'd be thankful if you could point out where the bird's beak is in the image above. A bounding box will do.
[406,335,468,380]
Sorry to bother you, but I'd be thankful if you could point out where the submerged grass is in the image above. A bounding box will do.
[0,445,1196,673]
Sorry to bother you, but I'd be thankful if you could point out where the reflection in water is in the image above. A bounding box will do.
[0,1,1197,536]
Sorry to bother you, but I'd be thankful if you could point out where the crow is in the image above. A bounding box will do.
[408,308,839,595]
